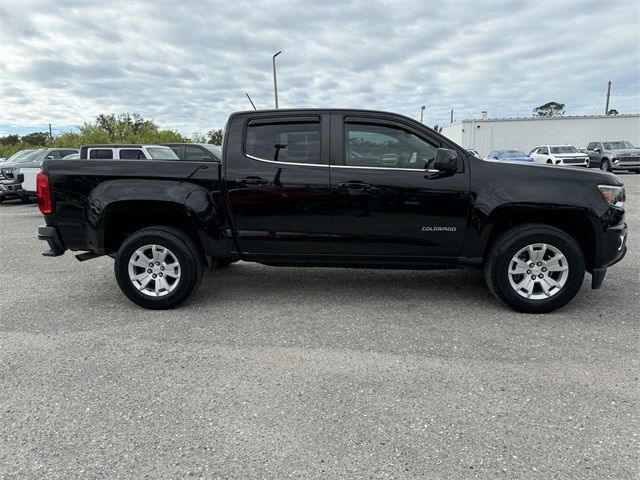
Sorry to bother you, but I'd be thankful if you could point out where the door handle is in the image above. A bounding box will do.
[337,181,370,190]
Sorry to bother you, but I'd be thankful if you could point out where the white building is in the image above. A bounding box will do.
[441,114,640,158]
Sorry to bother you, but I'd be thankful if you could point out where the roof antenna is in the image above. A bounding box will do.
[245,92,257,110]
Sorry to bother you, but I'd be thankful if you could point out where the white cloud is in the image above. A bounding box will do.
[0,0,638,136]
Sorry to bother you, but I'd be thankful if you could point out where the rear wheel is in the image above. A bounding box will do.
[114,227,203,309]
[600,159,611,172]
[484,224,585,313]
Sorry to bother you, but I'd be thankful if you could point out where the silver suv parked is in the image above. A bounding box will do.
[585,141,640,173]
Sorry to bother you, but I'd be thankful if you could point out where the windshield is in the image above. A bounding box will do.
[14,150,45,163]
[604,141,635,150]
[501,150,527,158]
[5,149,36,163]
[550,146,579,154]
[202,144,222,159]
[146,147,179,160]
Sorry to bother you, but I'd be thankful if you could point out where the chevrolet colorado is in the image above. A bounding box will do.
[36,109,627,313]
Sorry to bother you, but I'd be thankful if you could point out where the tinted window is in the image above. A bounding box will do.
[538,146,549,155]
[119,149,146,159]
[245,122,320,164]
[45,150,62,159]
[345,123,437,169]
[89,149,113,159]
[146,147,179,159]
[186,146,207,161]
[587,142,597,150]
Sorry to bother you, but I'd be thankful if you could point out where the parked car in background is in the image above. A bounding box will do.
[529,145,589,167]
[585,141,640,173]
[163,143,222,162]
[466,149,480,158]
[0,148,78,202]
[484,149,533,163]
[0,149,38,180]
[80,144,179,160]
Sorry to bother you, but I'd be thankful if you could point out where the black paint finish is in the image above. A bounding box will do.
[40,108,627,280]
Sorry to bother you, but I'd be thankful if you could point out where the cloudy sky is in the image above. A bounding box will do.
[1,0,639,137]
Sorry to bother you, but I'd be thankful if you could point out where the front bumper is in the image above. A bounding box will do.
[591,222,627,288]
[0,180,24,200]
[611,159,640,170]
[37,225,66,257]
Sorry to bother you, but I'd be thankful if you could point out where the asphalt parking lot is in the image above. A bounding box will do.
[0,174,638,479]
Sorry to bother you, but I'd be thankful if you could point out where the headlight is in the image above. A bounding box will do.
[598,185,625,208]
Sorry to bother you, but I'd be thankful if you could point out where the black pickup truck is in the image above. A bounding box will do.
[36,109,627,313]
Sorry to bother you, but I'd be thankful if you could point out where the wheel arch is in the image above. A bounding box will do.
[483,209,597,273]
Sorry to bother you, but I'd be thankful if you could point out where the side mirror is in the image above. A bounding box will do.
[433,148,459,172]
[594,147,601,153]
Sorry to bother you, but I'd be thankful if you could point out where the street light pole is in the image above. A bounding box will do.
[273,51,282,109]
[420,105,425,123]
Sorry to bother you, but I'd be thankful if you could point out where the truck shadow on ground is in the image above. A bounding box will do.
[194,262,495,306]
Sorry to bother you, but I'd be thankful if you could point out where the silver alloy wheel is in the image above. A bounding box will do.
[128,244,181,297]
[508,243,569,300]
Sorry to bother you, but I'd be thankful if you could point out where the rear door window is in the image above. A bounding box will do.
[245,120,321,164]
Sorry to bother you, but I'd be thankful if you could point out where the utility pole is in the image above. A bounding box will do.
[605,81,612,115]
[420,105,425,123]
[450,108,454,123]
[49,123,52,139]
[272,51,282,109]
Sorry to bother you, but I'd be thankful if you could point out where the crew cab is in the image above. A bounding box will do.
[36,109,627,313]
[585,141,640,173]
[529,144,589,167]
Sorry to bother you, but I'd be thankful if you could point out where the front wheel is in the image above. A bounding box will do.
[600,159,611,172]
[114,227,203,309]
[484,224,585,313]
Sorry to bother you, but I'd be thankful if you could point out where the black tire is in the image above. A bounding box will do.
[114,226,203,309]
[600,159,611,172]
[484,224,585,313]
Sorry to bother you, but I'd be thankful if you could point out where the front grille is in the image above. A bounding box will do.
[562,157,586,164]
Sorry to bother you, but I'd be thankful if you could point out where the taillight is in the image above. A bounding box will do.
[36,171,52,215]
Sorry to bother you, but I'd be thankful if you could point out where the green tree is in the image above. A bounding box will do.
[207,129,224,145]
[533,102,565,117]
[21,132,50,146]
[0,134,20,145]
[191,131,208,143]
